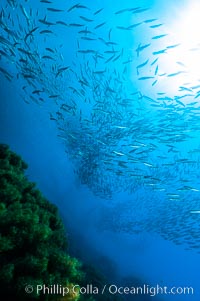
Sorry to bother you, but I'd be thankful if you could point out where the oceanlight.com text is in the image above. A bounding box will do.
[107,284,194,296]
[25,283,194,297]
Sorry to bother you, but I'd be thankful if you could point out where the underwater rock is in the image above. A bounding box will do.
[0,144,121,301]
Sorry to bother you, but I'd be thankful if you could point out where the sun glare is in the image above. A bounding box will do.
[161,1,200,94]
[172,1,200,76]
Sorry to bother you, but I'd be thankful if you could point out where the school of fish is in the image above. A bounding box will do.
[1,0,200,252]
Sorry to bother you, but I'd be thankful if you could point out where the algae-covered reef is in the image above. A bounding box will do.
[0,144,118,301]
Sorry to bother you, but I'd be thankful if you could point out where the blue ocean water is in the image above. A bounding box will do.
[1,0,200,300]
